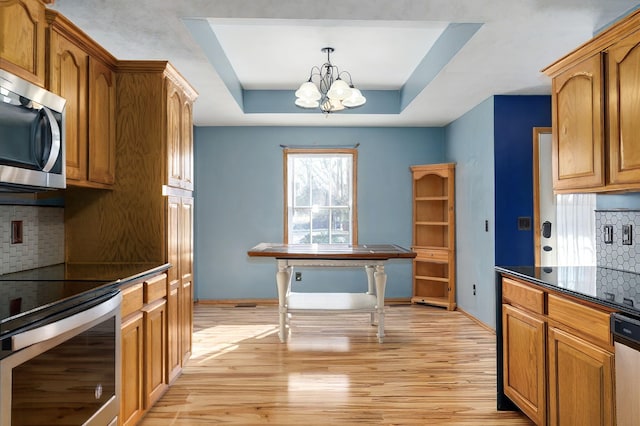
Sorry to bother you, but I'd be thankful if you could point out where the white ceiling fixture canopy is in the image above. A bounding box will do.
[295,46,367,113]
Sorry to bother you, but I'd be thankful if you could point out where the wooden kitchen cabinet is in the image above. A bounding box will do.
[607,28,640,185]
[549,54,604,191]
[547,326,614,426]
[167,195,194,382]
[410,163,456,310]
[167,78,194,190]
[180,197,194,361]
[120,311,144,426]
[120,273,169,425]
[502,304,546,426]
[0,0,46,86]
[501,275,615,426]
[543,9,640,192]
[87,57,116,185]
[46,10,117,188]
[142,298,167,408]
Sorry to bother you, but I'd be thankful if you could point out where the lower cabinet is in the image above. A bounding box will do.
[502,304,546,425]
[121,311,144,426]
[143,298,168,408]
[547,327,615,426]
[501,275,615,426]
[120,273,169,426]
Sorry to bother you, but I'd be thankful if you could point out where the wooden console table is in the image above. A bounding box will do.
[247,243,416,342]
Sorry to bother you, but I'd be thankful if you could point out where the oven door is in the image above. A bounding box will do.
[0,292,121,426]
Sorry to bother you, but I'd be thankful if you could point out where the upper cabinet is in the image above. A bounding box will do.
[607,29,640,185]
[550,54,605,191]
[46,10,117,188]
[88,57,116,185]
[543,9,640,193]
[0,0,46,86]
[166,76,195,191]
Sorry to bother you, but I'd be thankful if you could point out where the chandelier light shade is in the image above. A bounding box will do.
[295,47,366,113]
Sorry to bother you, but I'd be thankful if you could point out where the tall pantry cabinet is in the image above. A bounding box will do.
[410,163,456,310]
[115,61,197,383]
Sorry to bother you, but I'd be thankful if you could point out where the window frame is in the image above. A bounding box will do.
[283,148,358,245]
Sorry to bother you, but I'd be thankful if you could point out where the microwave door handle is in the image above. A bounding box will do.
[40,106,61,173]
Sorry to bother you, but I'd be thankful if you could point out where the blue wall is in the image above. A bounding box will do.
[444,95,551,328]
[494,96,551,266]
[194,126,445,301]
[445,97,496,327]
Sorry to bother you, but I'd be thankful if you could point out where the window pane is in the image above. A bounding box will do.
[286,150,356,244]
[293,159,310,206]
[292,208,310,231]
[311,173,329,206]
[330,157,351,206]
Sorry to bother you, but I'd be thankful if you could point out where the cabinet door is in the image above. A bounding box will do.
[48,30,89,181]
[608,30,640,185]
[181,101,194,190]
[502,304,546,426]
[180,197,193,362]
[547,326,614,426]
[121,312,144,426]
[166,80,183,188]
[88,57,116,185]
[551,54,605,191]
[0,0,45,86]
[143,299,168,408]
[166,196,181,383]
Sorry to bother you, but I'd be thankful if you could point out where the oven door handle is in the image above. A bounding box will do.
[11,292,122,351]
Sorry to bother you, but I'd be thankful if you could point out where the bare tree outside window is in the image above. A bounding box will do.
[284,149,357,244]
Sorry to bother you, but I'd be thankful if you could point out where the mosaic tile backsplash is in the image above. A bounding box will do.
[0,206,64,275]
[595,210,640,273]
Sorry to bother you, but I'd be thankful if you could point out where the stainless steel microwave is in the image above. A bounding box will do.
[0,69,66,192]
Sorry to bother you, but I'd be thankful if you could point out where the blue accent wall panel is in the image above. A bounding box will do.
[194,126,445,301]
[494,95,551,267]
[445,96,496,328]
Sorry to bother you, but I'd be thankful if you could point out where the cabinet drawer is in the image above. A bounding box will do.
[414,249,449,263]
[121,282,143,318]
[502,277,545,315]
[144,273,167,303]
[547,294,610,346]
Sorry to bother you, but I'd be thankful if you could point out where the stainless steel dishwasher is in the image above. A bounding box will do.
[611,312,640,426]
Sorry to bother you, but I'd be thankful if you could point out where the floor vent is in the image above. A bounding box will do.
[234,303,257,308]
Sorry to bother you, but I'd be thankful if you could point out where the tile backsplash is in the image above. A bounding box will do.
[0,205,64,275]
[595,209,640,273]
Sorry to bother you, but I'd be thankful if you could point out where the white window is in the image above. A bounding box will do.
[284,148,357,244]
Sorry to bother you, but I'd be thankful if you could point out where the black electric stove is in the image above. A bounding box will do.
[0,262,170,358]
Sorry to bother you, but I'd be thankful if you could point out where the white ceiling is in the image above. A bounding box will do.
[50,0,640,127]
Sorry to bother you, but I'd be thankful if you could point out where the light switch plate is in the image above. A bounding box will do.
[622,224,633,245]
[604,225,613,244]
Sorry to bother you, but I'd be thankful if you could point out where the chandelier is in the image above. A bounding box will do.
[295,47,366,113]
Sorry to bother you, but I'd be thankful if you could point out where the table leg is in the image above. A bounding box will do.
[374,264,387,343]
[365,265,376,325]
[276,261,291,342]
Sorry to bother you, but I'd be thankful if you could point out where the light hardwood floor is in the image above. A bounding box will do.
[140,303,533,425]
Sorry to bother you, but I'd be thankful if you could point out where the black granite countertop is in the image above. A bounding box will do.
[0,262,170,282]
[496,265,640,317]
